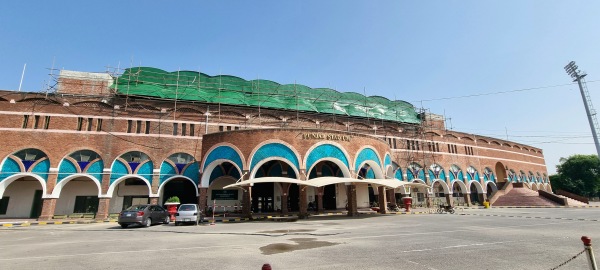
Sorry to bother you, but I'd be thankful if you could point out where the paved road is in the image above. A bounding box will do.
[1,208,598,270]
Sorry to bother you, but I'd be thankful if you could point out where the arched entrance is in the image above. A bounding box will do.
[451,181,467,206]
[495,162,507,189]
[54,176,101,215]
[0,175,46,218]
[161,178,197,205]
[252,160,297,213]
[308,160,349,211]
[469,181,483,205]
[431,180,448,207]
[486,182,498,197]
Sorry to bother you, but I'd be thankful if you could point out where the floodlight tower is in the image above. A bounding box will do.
[564,61,600,158]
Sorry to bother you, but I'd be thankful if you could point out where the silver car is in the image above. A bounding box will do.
[175,204,202,225]
[118,204,170,228]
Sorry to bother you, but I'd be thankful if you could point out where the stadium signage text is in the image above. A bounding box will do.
[301,133,352,142]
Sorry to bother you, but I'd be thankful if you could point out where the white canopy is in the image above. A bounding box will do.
[223,176,431,190]
[223,177,316,189]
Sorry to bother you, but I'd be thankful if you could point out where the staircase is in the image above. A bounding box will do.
[492,187,559,207]
[555,195,588,206]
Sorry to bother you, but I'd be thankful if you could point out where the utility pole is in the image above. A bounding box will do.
[565,61,600,159]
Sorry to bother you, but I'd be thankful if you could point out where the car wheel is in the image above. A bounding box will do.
[144,218,152,227]
[164,216,170,224]
[119,223,128,229]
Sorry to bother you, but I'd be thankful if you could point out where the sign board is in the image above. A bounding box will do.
[211,190,239,200]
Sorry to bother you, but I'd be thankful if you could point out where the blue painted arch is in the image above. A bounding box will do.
[203,145,244,173]
[250,143,299,172]
[305,144,349,172]
[354,147,381,171]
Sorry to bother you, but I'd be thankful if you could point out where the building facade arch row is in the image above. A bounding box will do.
[250,157,301,180]
[106,175,153,198]
[110,149,156,170]
[431,179,450,194]
[248,140,302,173]
[356,160,384,179]
[200,159,243,188]
[49,174,102,199]
[201,143,245,173]
[157,175,199,197]
[353,145,383,173]
[56,147,107,167]
[306,157,352,178]
[428,163,447,181]
[450,180,468,194]
[161,151,199,166]
[57,150,104,182]
[159,153,200,188]
[0,173,49,199]
[468,180,484,194]
[2,148,50,172]
[304,141,351,174]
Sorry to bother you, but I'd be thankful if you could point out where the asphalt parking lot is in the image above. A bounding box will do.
[1,208,599,270]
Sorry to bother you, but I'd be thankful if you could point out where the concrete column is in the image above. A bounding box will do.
[281,183,289,215]
[95,198,111,220]
[445,194,453,207]
[198,187,208,212]
[346,185,359,217]
[100,169,111,195]
[479,193,487,204]
[463,193,471,206]
[242,186,252,218]
[38,198,57,221]
[151,172,160,195]
[299,186,308,218]
[150,197,158,205]
[317,187,324,214]
[387,189,396,206]
[377,186,387,214]
[426,192,433,208]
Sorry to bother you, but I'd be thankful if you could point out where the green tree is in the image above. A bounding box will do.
[551,154,600,197]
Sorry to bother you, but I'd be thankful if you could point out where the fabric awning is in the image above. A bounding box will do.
[223,177,316,189]
[223,176,432,190]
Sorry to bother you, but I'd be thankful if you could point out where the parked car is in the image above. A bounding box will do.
[175,204,203,226]
[118,204,170,228]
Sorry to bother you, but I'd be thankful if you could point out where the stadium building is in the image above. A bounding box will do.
[0,67,552,220]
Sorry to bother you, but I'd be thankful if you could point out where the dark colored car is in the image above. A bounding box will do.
[118,204,170,228]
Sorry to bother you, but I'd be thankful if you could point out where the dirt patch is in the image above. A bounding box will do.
[260,238,339,255]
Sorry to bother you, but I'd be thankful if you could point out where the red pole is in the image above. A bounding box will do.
[582,236,598,270]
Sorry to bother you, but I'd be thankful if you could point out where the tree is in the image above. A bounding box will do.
[551,154,600,198]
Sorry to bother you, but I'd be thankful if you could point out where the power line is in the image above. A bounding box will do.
[413,79,600,103]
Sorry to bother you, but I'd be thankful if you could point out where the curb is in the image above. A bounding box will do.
[459,212,600,222]
[486,205,600,209]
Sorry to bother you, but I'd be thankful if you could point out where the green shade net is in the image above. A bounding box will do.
[112,67,420,124]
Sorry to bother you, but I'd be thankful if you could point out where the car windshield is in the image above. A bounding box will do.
[125,205,147,211]
[179,205,196,211]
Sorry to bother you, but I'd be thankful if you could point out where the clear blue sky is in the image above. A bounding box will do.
[2,1,600,174]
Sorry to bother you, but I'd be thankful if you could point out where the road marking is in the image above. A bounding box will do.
[400,240,522,253]
[406,259,439,270]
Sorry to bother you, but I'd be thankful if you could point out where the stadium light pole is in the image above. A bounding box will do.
[564,61,600,159]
